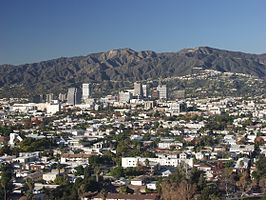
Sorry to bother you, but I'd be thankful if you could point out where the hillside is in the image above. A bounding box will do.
[0,47,266,98]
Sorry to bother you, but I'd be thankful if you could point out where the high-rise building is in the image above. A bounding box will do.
[67,87,81,105]
[157,85,168,99]
[46,93,54,103]
[82,83,92,100]
[142,84,148,98]
[133,82,143,98]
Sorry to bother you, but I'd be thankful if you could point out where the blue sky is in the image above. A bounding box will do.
[1,0,266,65]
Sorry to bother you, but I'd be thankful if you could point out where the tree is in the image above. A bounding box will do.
[236,170,251,195]
[0,163,14,200]
[190,168,206,191]
[0,126,12,137]
[255,155,266,179]
[160,166,206,200]
[110,166,124,179]
[74,165,84,176]
[23,178,34,200]
[53,175,69,185]
[118,186,133,194]
[144,159,150,167]
[217,168,235,198]
[160,180,196,200]
[177,180,197,200]
[198,184,219,200]
[94,166,101,183]
[77,183,86,200]
[259,176,266,193]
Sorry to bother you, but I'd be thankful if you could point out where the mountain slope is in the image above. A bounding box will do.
[0,47,265,97]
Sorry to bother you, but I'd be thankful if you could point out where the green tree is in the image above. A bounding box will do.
[54,175,69,185]
[0,126,13,137]
[74,165,84,176]
[110,166,124,179]
[256,155,266,179]
[0,163,14,200]
[23,178,34,200]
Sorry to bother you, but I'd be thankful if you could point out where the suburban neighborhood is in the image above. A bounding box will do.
[0,81,266,200]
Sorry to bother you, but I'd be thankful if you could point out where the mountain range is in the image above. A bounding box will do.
[0,47,266,98]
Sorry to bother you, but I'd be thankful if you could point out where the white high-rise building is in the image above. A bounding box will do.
[157,85,168,99]
[133,82,143,97]
[82,83,92,100]
[142,84,148,97]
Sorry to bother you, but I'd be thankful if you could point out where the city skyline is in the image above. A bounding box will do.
[1,0,266,65]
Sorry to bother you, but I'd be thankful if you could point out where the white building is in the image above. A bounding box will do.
[168,101,187,114]
[229,144,254,155]
[43,172,58,182]
[82,83,92,100]
[146,181,157,190]
[158,142,183,149]
[9,133,23,147]
[142,84,148,97]
[157,85,168,99]
[119,91,132,103]
[121,157,193,168]
[134,82,143,97]
[144,101,154,110]
[161,169,172,177]
[11,103,36,113]
[46,101,61,115]
[131,178,144,186]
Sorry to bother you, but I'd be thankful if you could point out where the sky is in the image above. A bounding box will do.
[1,0,266,65]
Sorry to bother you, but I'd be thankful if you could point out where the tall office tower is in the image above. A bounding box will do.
[82,83,92,100]
[46,93,54,103]
[133,82,143,97]
[67,87,81,105]
[157,84,168,99]
[142,84,148,98]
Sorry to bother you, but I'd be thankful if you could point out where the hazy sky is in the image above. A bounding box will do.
[1,0,266,65]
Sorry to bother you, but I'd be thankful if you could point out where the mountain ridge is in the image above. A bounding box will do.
[0,46,266,97]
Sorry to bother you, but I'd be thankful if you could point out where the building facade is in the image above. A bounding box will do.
[119,91,132,103]
[67,87,81,105]
[134,82,143,98]
[82,83,92,100]
[157,85,168,99]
